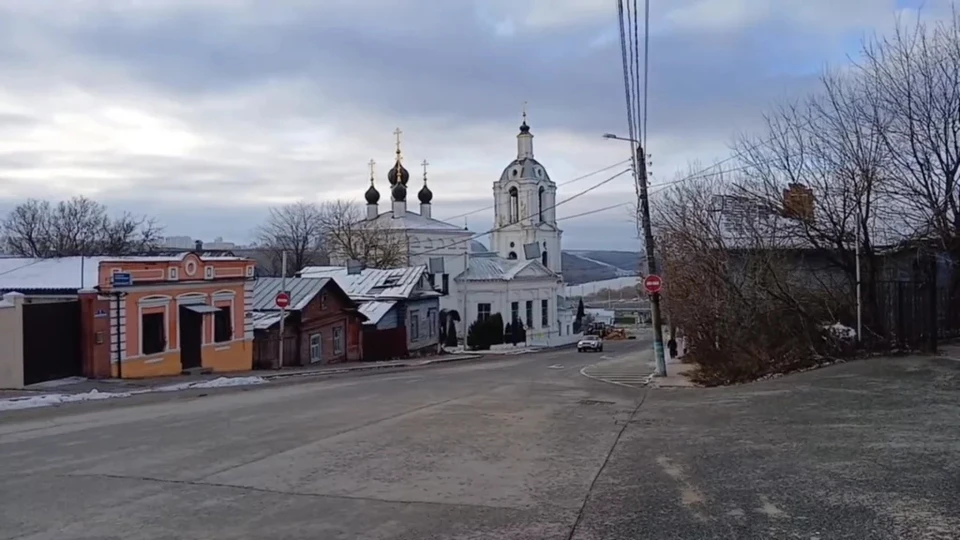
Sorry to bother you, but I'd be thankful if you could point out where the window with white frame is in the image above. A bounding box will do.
[168,267,179,281]
[409,311,420,342]
[333,326,344,354]
[309,333,322,363]
[477,303,491,322]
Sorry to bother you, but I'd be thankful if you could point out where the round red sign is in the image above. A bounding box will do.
[275,292,291,308]
[643,274,662,294]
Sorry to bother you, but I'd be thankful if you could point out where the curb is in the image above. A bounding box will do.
[261,354,485,381]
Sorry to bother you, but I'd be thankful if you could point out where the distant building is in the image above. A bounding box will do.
[163,236,194,249]
[343,115,577,347]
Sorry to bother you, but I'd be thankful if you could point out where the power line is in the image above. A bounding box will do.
[642,0,650,151]
[438,157,632,222]
[408,168,633,258]
[557,202,630,222]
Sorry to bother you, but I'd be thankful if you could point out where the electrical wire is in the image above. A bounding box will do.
[642,0,650,152]
[407,168,633,258]
[438,157,632,222]
[0,257,43,277]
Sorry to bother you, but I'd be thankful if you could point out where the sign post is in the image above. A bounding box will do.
[274,292,290,309]
[643,274,662,295]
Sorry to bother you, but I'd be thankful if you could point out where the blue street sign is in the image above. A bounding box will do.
[111,272,132,287]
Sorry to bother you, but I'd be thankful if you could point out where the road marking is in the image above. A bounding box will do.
[580,358,655,389]
[548,364,564,369]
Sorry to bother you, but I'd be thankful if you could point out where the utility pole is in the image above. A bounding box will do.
[636,144,667,376]
[277,250,287,370]
[603,133,667,377]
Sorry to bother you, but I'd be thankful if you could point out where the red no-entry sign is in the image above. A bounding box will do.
[275,292,291,309]
[643,275,662,294]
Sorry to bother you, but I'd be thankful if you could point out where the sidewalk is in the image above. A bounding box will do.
[1,354,482,408]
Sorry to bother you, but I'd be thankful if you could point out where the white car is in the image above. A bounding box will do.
[578,335,603,352]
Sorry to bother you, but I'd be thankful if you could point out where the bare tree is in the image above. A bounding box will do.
[1,196,162,257]
[254,201,327,275]
[858,11,960,244]
[319,200,408,269]
[654,167,852,385]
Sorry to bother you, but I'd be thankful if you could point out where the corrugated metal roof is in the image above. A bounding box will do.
[252,311,288,330]
[358,300,396,325]
[252,277,330,311]
[456,257,555,282]
[297,265,433,300]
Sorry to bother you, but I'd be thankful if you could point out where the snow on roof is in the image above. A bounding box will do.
[0,254,251,292]
[252,277,331,311]
[365,210,473,234]
[455,257,556,282]
[0,257,103,291]
[251,311,288,330]
[358,300,397,325]
[297,265,433,300]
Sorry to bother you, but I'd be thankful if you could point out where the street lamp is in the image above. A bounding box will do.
[603,132,667,377]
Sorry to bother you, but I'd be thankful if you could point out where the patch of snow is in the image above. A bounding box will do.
[192,376,266,389]
[443,344,541,355]
[153,376,266,392]
[822,322,856,340]
[0,388,132,411]
[1,376,269,412]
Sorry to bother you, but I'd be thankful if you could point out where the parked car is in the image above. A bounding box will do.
[577,335,603,352]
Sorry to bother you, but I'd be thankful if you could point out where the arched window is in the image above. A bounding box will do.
[508,251,517,260]
[509,187,519,223]
[538,186,545,222]
[541,251,548,267]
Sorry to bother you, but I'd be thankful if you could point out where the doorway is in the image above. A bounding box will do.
[179,305,203,370]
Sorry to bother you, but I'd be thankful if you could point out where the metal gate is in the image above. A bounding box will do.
[22,301,82,385]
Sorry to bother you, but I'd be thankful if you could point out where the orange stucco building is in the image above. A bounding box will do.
[79,252,256,379]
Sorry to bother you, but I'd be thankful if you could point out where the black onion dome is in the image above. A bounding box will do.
[418,183,433,204]
[519,120,530,133]
[391,182,407,201]
[364,183,380,204]
[387,161,410,186]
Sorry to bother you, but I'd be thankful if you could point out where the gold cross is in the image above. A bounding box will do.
[393,127,402,154]
[368,159,375,181]
[421,159,429,179]
[522,101,528,122]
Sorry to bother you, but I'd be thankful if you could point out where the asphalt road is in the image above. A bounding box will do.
[1,343,958,539]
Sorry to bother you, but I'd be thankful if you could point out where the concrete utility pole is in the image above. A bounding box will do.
[604,133,667,376]
[278,250,287,370]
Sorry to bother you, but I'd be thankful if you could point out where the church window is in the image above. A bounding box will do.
[538,186,545,222]
[508,251,517,260]
[477,303,491,322]
[541,300,549,328]
[525,301,533,328]
[541,251,548,267]
[509,187,519,223]
[509,242,515,247]
[511,302,519,324]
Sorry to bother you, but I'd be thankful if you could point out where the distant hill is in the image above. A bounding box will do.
[562,250,642,285]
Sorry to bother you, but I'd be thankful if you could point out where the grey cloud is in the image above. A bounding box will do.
[12,2,826,143]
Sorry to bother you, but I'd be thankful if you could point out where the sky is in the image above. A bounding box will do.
[0,0,954,250]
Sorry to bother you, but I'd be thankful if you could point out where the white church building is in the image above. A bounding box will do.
[352,117,578,346]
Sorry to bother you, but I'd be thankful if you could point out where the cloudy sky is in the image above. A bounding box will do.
[0,0,952,250]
